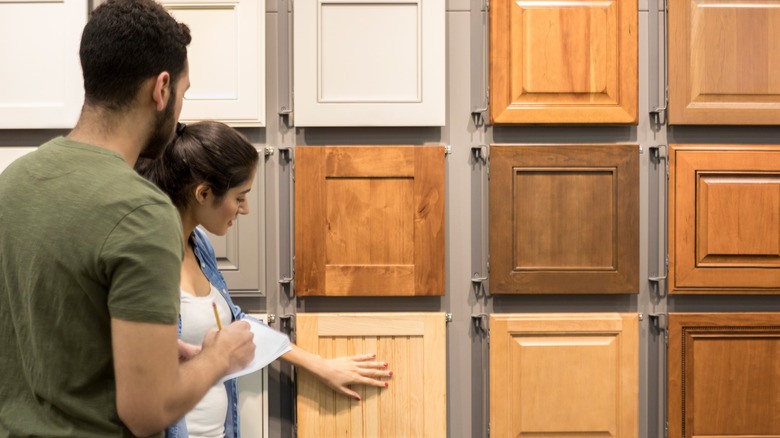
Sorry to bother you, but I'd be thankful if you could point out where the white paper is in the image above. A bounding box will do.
[219,318,292,383]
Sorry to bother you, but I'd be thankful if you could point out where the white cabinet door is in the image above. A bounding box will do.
[293,0,445,126]
[0,147,35,174]
[237,314,269,438]
[163,0,265,127]
[0,1,86,128]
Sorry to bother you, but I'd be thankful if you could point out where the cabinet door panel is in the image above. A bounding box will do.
[295,146,445,296]
[489,145,639,294]
[490,313,638,438]
[669,145,780,293]
[0,148,35,174]
[237,314,269,438]
[489,0,637,124]
[296,313,446,438]
[668,313,780,438]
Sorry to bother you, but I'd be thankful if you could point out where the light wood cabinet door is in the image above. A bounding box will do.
[668,313,780,438]
[669,145,780,294]
[669,0,780,124]
[0,0,86,128]
[489,145,639,294]
[489,0,637,124]
[296,313,446,438]
[295,146,445,296]
[490,313,639,438]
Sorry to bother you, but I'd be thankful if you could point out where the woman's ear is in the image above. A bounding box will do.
[194,184,210,205]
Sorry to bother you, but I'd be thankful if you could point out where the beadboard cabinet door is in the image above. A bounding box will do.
[668,313,780,438]
[669,145,780,294]
[489,145,639,294]
[296,313,446,438]
[669,0,780,124]
[163,0,265,126]
[490,313,638,438]
[295,146,445,296]
[237,314,269,438]
[293,0,445,126]
[0,0,86,128]
[489,0,637,124]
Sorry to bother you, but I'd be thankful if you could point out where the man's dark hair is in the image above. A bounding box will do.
[79,0,191,110]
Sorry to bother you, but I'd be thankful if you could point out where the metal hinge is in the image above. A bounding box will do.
[650,313,669,346]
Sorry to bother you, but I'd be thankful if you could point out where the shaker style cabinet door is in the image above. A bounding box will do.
[0,0,86,128]
[293,0,445,126]
[490,313,639,438]
[296,313,447,438]
[669,145,780,294]
[669,0,780,124]
[237,314,270,438]
[489,145,639,294]
[489,0,637,124]
[163,0,265,126]
[668,313,780,438]
[295,146,445,296]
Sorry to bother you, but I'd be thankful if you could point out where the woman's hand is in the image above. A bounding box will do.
[318,354,392,400]
[177,339,201,362]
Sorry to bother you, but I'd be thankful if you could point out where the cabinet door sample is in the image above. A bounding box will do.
[0,148,35,174]
[163,0,265,126]
[669,0,780,124]
[295,146,445,296]
[237,314,269,438]
[489,145,639,294]
[668,313,780,438]
[293,0,445,126]
[669,145,780,294]
[489,0,637,124]
[490,313,638,438]
[0,0,85,128]
[296,313,446,438]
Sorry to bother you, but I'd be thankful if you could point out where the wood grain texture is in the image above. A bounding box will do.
[296,313,446,438]
[489,144,639,294]
[669,145,780,294]
[489,0,637,124]
[490,313,638,438]
[668,313,780,438]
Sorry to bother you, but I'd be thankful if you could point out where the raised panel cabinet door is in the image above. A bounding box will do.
[163,0,265,126]
[490,313,639,438]
[669,145,780,294]
[669,0,780,124]
[295,146,445,296]
[237,314,269,438]
[296,313,447,438]
[293,0,445,126]
[668,313,780,438]
[0,0,86,128]
[489,144,639,294]
[489,0,637,124]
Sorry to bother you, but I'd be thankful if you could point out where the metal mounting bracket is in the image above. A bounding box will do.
[649,145,669,298]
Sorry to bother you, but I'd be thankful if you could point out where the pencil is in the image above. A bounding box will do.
[212,302,223,330]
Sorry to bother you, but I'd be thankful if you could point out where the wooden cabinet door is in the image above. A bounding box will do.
[669,0,780,124]
[293,0,445,126]
[0,0,85,128]
[668,313,780,438]
[295,146,445,296]
[490,313,638,438]
[489,0,637,124]
[237,314,269,438]
[489,145,639,294]
[163,0,265,126]
[669,145,780,294]
[296,313,446,438]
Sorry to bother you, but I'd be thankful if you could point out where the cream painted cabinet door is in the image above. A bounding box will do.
[163,0,265,126]
[0,0,85,128]
[293,0,445,126]
[0,148,35,174]
[237,314,269,438]
[490,313,638,438]
[296,313,446,438]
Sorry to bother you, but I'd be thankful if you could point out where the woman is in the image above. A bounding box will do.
[136,121,391,438]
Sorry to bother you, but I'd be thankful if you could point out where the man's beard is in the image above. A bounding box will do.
[139,87,177,160]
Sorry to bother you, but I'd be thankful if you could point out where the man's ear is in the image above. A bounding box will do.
[194,184,210,205]
[151,71,172,111]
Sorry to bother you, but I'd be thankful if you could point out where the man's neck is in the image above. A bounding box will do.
[67,104,149,167]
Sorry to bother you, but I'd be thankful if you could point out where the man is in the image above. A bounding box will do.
[0,1,254,437]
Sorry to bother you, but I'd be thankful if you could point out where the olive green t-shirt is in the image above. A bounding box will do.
[0,137,183,437]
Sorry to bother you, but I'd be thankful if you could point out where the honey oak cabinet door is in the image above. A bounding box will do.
[0,0,86,128]
[489,0,637,124]
[669,0,780,124]
[237,314,269,438]
[295,146,445,296]
[163,0,265,126]
[669,145,780,294]
[489,145,639,294]
[296,313,446,438]
[490,313,639,438]
[668,313,780,438]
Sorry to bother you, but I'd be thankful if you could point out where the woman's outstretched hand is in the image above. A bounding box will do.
[319,354,392,400]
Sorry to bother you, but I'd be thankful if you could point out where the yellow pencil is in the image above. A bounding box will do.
[212,302,223,330]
